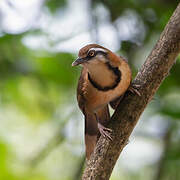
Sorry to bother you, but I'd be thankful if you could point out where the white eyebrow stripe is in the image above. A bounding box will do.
[89,48,107,53]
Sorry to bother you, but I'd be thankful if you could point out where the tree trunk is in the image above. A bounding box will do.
[82,3,180,180]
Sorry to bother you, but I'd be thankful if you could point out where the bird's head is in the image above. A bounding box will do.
[72,44,111,67]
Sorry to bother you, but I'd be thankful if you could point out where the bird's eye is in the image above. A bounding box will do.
[88,50,95,57]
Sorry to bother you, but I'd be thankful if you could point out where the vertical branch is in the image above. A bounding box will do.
[87,0,99,43]
[155,124,172,180]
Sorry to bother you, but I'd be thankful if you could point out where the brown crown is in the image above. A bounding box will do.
[78,44,109,58]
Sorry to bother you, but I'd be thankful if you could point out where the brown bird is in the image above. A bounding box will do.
[72,44,136,159]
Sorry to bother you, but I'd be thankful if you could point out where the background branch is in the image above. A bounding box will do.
[154,121,172,180]
[82,3,180,180]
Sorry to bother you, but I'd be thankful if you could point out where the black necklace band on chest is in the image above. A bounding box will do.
[88,62,121,91]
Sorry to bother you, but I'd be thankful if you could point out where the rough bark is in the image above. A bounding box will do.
[82,3,180,180]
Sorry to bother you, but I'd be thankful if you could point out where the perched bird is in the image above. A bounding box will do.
[72,44,136,159]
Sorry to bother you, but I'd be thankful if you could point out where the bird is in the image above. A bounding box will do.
[72,44,139,159]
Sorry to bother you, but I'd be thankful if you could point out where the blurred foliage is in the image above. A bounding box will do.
[0,0,180,180]
[0,141,17,180]
[0,33,78,121]
[45,0,67,13]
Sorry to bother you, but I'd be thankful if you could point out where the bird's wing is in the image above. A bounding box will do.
[77,68,86,114]
[77,68,98,159]
[77,68,110,159]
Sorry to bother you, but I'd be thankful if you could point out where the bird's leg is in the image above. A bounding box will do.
[128,84,141,96]
[94,113,112,140]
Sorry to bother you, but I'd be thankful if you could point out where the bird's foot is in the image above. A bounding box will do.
[98,123,113,140]
[128,84,141,96]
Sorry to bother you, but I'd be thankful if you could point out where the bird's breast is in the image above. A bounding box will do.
[83,61,131,112]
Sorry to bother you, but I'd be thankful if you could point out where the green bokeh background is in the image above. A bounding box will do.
[0,0,179,180]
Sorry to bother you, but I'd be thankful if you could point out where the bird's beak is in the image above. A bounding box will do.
[72,58,85,66]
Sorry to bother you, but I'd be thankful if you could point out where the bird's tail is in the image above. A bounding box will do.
[84,105,110,159]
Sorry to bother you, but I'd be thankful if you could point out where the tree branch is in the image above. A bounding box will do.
[82,3,180,180]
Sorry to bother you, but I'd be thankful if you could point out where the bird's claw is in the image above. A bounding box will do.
[98,123,113,140]
[128,84,141,96]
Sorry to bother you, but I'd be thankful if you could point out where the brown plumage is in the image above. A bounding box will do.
[72,44,132,159]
